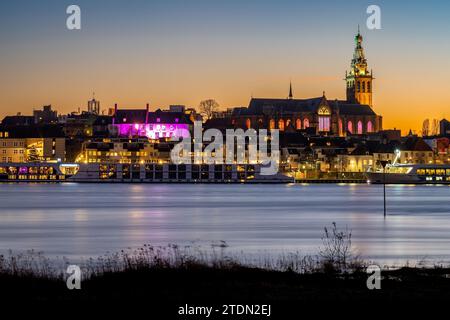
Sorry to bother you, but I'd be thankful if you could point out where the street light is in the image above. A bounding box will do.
[378,160,390,218]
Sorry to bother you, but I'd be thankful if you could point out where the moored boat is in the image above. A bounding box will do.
[0,163,293,183]
[366,164,450,185]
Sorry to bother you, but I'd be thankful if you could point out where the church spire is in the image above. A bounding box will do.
[345,28,374,106]
[288,81,293,99]
[351,27,367,75]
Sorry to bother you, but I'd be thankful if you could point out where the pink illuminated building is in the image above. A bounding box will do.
[112,105,192,140]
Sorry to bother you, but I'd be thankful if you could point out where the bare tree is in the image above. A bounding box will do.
[199,99,220,120]
[422,119,429,137]
[319,222,353,271]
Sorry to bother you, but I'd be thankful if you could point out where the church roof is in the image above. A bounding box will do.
[233,97,377,116]
[337,103,377,116]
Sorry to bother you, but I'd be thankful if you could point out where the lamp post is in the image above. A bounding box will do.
[379,160,390,218]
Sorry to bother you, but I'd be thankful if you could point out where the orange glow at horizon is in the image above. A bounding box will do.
[1,1,450,136]
[1,72,448,136]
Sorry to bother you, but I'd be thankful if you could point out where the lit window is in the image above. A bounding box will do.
[246,118,251,129]
[318,116,330,132]
[269,119,275,130]
[347,121,353,134]
[303,118,310,128]
[357,121,363,134]
[278,119,285,131]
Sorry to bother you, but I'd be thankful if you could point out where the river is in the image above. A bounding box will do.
[0,183,449,266]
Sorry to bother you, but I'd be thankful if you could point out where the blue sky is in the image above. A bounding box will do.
[1,0,450,132]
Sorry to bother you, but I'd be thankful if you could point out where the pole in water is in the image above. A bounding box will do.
[383,169,386,217]
[379,160,390,218]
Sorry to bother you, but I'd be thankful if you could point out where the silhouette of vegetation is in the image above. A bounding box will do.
[1,226,450,305]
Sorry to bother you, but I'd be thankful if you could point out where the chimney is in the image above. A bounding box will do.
[112,103,118,125]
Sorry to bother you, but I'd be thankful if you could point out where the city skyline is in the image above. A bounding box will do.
[1,0,450,134]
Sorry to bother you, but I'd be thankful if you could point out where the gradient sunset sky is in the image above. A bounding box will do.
[1,0,449,134]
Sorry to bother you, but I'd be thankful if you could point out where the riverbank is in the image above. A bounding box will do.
[2,241,450,306]
[2,258,450,318]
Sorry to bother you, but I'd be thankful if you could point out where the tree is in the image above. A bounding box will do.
[199,99,219,120]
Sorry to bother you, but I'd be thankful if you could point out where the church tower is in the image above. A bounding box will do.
[345,28,373,106]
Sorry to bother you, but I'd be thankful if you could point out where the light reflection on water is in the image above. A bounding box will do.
[0,183,449,265]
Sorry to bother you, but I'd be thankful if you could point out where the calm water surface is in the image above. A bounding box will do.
[0,183,449,265]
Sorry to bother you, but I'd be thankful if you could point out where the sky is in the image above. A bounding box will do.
[1,0,450,134]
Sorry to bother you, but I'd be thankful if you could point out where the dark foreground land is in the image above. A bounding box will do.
[2,264,450,316]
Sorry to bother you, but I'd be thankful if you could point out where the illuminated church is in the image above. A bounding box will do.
[232,30,382,136]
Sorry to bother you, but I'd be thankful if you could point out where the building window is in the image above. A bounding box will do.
[269,119,275,130]
[246,118,251,129]
[318,116,330,132]
[367,121,373,133]
[357,121,363,134]
[362,82,366,92]
[357,82,361,92]
[296,118,302,130]
[339,119,343,135]
[348,121,353,134]
[303,118,310,129]
[278,119,285,131]
[367,82,371,93]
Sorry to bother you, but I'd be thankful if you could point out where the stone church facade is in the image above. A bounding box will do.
[231,30,382,136]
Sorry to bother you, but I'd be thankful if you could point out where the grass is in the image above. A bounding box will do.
[1,223,450,307]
